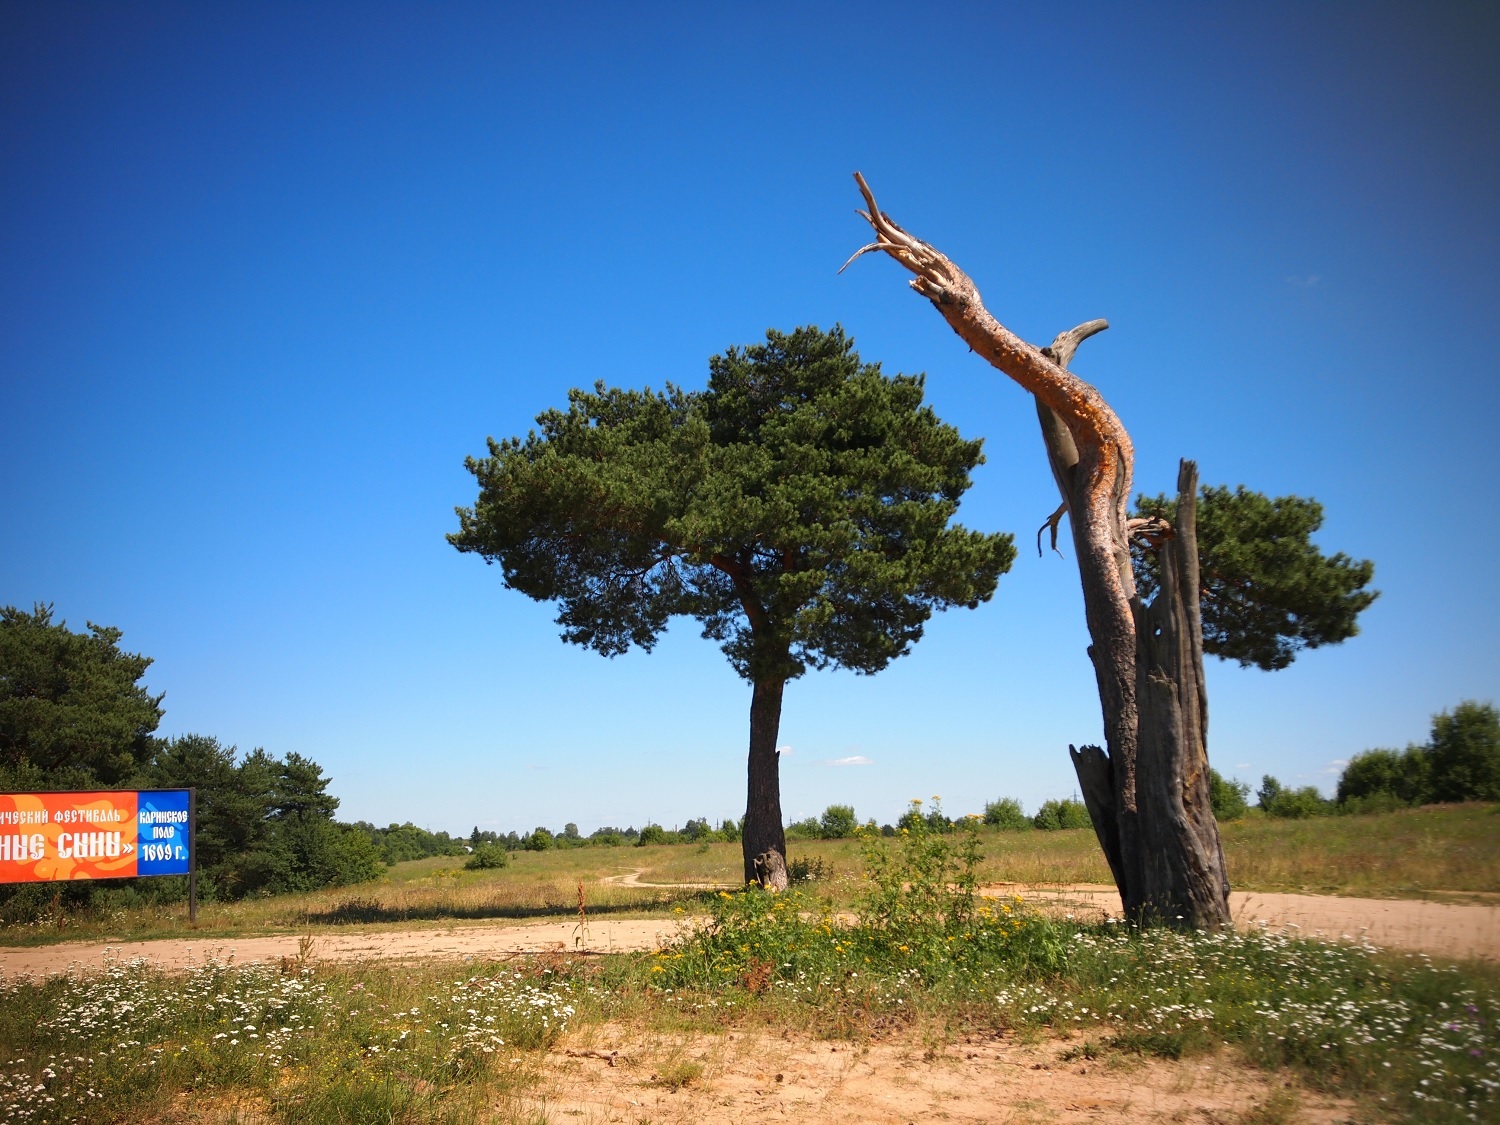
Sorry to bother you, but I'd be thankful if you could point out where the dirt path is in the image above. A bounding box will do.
[0,918,691,979]
[601,869,734,890]
[2,883,1495,980]
[992,883,1500,961]
[537,1026,1355,1124]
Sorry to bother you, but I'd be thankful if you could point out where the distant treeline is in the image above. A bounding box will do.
[465,817,743,853]
[1253,700,1498,819]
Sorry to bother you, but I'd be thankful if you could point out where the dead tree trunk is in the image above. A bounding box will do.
[846,173,1229,928]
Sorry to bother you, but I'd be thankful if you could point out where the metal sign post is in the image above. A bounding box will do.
[188,787,197,925]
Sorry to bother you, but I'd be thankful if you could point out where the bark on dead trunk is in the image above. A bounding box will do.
[1069,462,1229,925]
[742,678,789,889]
[847,173,1229,928]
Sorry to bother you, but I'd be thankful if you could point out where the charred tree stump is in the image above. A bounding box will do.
[846,173,1230,928]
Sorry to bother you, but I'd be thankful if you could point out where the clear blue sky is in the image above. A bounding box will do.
[3,3,1496,836]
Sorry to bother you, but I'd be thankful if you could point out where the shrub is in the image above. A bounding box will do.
[1032,797,1092,830]
[786,856,831,883]
[784,816,822,840]
[818,804,858,839]
[522,826,555,851]
[1208,770,1249,821]
[897,798,952,834]
[983,796,1030,830]
[319,824,387,887]
[1258,776,1332,818]
[636,823,676,846]
[1337,790,1411,816]
[465,842,509,869]
[356,821,466,864]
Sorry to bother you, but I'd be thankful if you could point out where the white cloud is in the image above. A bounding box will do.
[1321,758,1349,775]
[827,755,873,767]
[776,745,793,755]
[1235,763,1251,770]
[1286,273,1322,288]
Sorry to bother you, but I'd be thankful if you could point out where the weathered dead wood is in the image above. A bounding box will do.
[847,173,1229,928]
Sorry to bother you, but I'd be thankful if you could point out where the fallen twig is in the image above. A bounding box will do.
[566,1048,626,1066]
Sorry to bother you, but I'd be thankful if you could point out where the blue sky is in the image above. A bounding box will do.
[2,3,1496,835]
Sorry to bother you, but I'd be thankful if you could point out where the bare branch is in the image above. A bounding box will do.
[1036,502,1068,558]
[845,173,1128,459]
[837,241,886,274]
[1042,319,1110,370]
[1126,515,1175,550]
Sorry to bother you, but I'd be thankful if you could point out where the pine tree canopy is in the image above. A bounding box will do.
[1133,485,1377,671]
[450,326,1015,685]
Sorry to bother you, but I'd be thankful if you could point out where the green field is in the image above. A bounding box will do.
[1,802,1493,949]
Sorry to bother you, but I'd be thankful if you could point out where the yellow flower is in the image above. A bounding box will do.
[898,944,910,954]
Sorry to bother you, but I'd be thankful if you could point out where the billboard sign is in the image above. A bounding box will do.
[0,790,192,884]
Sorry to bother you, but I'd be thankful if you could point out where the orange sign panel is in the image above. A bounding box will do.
[0,791,140,882]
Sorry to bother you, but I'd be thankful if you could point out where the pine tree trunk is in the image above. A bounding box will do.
[742,677,789,889]
[848,173,1230,928]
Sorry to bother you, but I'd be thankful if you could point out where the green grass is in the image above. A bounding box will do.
[1,803,1494,949]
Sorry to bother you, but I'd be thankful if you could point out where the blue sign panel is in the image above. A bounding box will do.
[136,789,191,876]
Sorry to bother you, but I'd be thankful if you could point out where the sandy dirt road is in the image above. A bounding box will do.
[536,1025,1357,1125]
[994,884,1500,961]
[1,883,1494,979]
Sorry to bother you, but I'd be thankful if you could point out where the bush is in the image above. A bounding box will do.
[465,842,509,869]
[355,821,466,864]
[636,823,677,846]
[1258,775,1332,818]
[818,804,858,839]
[784,816,822,840]
[897,798,952,834]
[522,827,555,851]
[1337,790,1411,816]
[1032,798,1092,830]
[786,856,831,883]
[1208,770,1249,821]
[983,797,1030,830]
[320,824,387,887]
